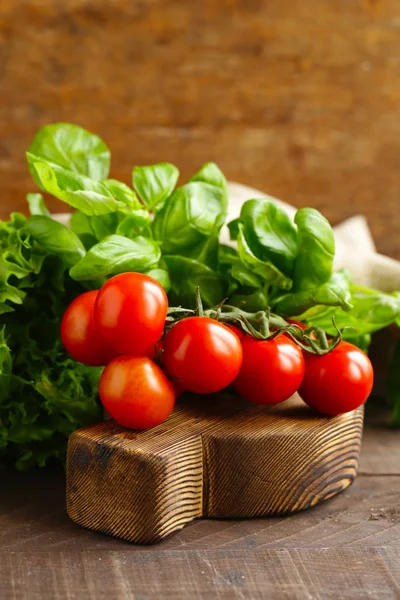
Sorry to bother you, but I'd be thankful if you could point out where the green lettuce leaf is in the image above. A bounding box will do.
[0,215,101,470]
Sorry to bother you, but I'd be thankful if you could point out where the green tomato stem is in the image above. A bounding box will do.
[167,290,347,356]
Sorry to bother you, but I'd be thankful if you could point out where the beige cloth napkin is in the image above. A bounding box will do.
[55,182,400,293]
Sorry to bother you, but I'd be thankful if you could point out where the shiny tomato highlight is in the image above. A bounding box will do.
[99,356,175,429]
[94,272,168,356]
[163,317,243,394]
[299,341,374,415]
[234,335,305,405]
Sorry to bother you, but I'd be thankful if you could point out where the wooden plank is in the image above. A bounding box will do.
[0,548,399,600]
[169,474,400,550]
[2,1,400,256]
[1,436,400,598]
[66,395,363,543]
[2,467,400,552]
[360,423,400,475]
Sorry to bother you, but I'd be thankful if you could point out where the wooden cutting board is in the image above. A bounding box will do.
[66,392,363,544]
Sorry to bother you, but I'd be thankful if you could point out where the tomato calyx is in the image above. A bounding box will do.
[166,287,350,356]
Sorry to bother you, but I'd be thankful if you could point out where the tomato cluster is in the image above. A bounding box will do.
[60,272,374,430]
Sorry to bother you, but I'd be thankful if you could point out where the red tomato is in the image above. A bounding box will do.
[234,335,305,405]
[94,273,168,356]
[298,341,374,415]
[163,317,243,394]
[99,356,175,429]
[60,291,118,366]
[227,323,245,339]
[170,378,186,399]
[151,339,185,398]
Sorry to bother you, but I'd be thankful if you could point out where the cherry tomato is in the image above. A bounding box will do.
[99,356,175,429]
[298,341,374,415]
[163,317,243,394]
[234,335,305,405]
[94,273,168,356]
[153,339,185,398]
[60,291,118,366]
[227,324,245,339]
[170,378,186,399]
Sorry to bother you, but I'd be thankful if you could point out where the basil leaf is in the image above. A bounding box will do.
[229,287,269,312]
[103,179,141,210]
[133,163,179,212]
[293,208,334,291]
[163,255,225,308]
[145,268,171,293]
[230,262,262,288]
[26,155,125,216]
[217,244,262,288]
[69,211,97,250]
[189,164,228,255]
[227,218,240,241]
[218,244,239,266]
[116,211,152,239]
[24,216,86,267]
[26,193,50,217]
[237,224,292,290]
[90,213,119,241]
[152,182,227,253]
[217,245,239,287]
[70,211,93,236]
[190,162,228,198]
[240,199,297,276]
[273,270,352,317]
[308,286,400,336]
[27,123,110,183]
[69,235,161,281]
[185,233,220,271]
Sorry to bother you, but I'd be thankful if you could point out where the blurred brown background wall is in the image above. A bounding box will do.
[1,0,400,257]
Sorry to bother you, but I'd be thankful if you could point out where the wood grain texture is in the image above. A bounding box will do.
[1,548,400,600]
[2,454,400,552]
[2,424,400,599]
[66,393,363,543]
[1,1,400,257]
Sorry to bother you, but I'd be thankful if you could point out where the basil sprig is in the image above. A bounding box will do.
[22,123,400,338]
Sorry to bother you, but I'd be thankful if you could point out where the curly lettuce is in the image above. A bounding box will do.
[0,213,101,470]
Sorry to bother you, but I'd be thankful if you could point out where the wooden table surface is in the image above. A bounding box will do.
[1,407,400,600]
